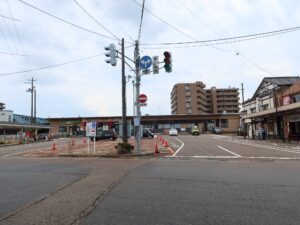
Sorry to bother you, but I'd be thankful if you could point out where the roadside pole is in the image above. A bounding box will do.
[134,40,141,154]
[121,38,127,142]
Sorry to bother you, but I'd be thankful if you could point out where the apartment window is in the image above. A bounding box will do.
[184,85,191,91]
[221,119,228,128]
[250,108,256,113]
[186,109,192,114]
[185,97,191,102]
[261,104,269,110]
[293,94,300,103]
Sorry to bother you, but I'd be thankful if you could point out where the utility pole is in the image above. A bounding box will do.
[241,83,246,139]
[241,83,245,104]
[26,77,36,124]
[121,38,127,142]
[134,40,141,154]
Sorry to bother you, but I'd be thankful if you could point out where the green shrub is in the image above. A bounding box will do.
[115,142,134,154]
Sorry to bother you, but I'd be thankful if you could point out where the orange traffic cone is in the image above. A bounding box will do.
[164,140,168,147]
[155,143,160,153]
[51,143,57,151]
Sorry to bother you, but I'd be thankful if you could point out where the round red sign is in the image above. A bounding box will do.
[139,94,147,103]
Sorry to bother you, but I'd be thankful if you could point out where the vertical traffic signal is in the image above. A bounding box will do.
[163,51,172,73]
[104,44,117,66]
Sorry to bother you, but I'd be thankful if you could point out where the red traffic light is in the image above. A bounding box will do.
[164,51,171,58]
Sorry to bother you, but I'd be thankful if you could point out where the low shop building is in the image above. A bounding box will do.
[242,76,300,141]
[48,113,240,136]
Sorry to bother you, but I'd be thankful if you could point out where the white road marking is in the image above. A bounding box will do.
[166,155,300,160]
[217,146,241,157]
[171,137,185,157]
[3,149,42,157]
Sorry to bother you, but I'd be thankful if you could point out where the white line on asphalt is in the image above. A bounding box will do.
[217,146,241,157]
[171,155,240,159]
[3,149,41,158]
[172,137,185,157]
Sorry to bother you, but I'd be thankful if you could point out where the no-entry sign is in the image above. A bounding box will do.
[139,94,147,103]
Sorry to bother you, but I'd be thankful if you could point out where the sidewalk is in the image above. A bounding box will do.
[223,135,300,149]
[20,136,172,158]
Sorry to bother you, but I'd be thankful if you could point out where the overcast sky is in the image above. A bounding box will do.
[0,0,300,118]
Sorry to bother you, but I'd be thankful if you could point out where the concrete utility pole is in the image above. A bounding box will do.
[121,38,127,142]
[134,40,141,154]
[26,77,36,124]
[241,83,245,104]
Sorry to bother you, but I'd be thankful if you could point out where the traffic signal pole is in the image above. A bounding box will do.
[134,40,141,154]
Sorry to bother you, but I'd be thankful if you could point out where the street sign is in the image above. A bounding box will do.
[152,56,159,74]
[139,94,147,104]
[140,103,147,107]
[140,55,152,70]
[86,122,96,137]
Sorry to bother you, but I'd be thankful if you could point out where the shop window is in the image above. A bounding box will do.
[221,119,228,128]
[59,126,67,133]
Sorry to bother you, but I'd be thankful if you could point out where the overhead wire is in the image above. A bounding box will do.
[0,14,20,21]
[132,0,239,52]
[142,29,300,49]
[0,51,28,56]
[140,25,300,46]
[90,0,135,42]
[17,0,119,41]
[72,0,120,40]
[177,0,276,75]
[0,53,104,76]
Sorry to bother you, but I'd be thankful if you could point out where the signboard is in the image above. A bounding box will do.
[140,103,147,107]
[139,94,147,104]
[140,55,152,70]
[86,122,96,137]
[134,117,140,126]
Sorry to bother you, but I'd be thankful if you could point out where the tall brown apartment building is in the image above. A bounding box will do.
[171,81,240,115]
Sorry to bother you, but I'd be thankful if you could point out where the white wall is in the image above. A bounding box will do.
[0,110,13,122]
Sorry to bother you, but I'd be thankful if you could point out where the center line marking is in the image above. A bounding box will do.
[217,146,241,157]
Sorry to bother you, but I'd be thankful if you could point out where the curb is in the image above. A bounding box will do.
[58,152,155,158]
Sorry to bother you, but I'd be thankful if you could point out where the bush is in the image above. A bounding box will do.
[115,142,134,154]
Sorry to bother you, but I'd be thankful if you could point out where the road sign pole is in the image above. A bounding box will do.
[134,40,141,154]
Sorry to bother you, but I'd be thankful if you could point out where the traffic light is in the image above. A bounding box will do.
[163,51,172,73]
[104,44,117,66]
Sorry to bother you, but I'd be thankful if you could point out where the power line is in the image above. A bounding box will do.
[131,0,196,41]
[0,51,28,56]
[140,25,300,46]
[91,0,135,42]
[132,0,232,53]
[0,53,103,76]
[137,0,145,42]
[17,0,119,41]
[72,0,120,40]
[0,14,20,21]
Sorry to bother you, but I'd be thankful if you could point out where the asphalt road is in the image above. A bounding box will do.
[165,134,300,159]
[82,158,300,225]
[1,135,300,225]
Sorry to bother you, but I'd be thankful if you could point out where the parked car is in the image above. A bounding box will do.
[169,128,178,136]
[192,126,200,135]
[90,130,117,141]
[212,127,222,134]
